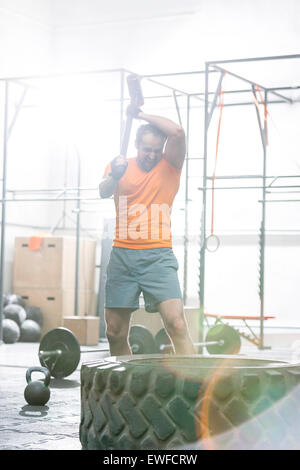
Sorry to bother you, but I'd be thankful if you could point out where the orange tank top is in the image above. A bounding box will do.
[105,156,182,249]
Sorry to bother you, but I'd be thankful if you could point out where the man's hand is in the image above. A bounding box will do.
[126,103,142,119]
[110,155,128,180]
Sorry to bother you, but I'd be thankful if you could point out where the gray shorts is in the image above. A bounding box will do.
[105,247,182,313]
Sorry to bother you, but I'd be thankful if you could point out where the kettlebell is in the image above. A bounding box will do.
[24,366,51,406]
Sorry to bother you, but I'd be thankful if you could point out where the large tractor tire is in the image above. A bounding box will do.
[80,355,300,450]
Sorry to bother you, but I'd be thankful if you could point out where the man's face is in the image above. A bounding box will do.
[136,132,165,172]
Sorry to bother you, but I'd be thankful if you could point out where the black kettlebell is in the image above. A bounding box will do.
[24,366,51,406]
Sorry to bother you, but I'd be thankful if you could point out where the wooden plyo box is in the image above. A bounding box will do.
[13,236,96,291]
[63,316,100,346]
[130,307,201,341]
[130,308,164,336]
[16,287,96,335]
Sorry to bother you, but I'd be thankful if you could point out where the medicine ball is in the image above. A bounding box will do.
[4,304,27,326]
[20,320,41,342]
[3,319,20,344]
[2,294,8,308]
[6,294,26,308]
[25,306,43,327]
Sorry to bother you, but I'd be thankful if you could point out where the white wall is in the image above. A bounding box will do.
[0,0,54,77]
[52,0,300,72]
[0,0,55,291]
[0,0,300,328]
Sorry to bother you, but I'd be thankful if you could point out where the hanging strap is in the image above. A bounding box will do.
[210,89,224,235]
[254,84,269,146]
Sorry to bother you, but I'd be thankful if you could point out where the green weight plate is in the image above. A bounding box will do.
[154,328,174,354]
[129,325,156,354]
[205,324,241,355]
[39,327,81,378]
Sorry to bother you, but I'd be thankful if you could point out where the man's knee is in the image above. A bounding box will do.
[105,308,132,345]
[164,316,187,338]
[106,327,128,345]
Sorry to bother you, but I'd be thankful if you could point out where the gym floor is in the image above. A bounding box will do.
[0,341,108,450]
[1,332,299,451]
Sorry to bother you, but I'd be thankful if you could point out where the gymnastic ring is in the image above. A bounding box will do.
[205,234,220,252]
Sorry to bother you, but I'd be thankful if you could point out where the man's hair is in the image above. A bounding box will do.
[136,124,167,146]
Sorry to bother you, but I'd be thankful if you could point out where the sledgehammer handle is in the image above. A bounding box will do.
[120,74,144,157]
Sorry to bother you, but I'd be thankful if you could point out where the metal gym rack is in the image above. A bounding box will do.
[0,67,198,342]
[0,55,299,349]
[199,54,300,350]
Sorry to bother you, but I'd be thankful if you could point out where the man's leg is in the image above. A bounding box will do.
[105,307,133,355]
[157,298,196,354]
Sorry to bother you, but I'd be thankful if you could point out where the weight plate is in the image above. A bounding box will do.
[129,325,156,354]
[39,327,81,378]
[154,328,174,354]
[205,324,241,355]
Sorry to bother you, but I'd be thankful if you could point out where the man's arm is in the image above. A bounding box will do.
[137,111,186,169]
[99,156,128,198]
[99,174,117,198]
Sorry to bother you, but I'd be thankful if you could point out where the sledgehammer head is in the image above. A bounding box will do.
[127,74,144,107]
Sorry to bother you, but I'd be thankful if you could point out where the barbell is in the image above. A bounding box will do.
[38,323,241,379]
[39,325,156,379]
[155,323,241,355]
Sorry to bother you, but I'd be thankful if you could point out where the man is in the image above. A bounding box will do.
[99,105,195,356]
